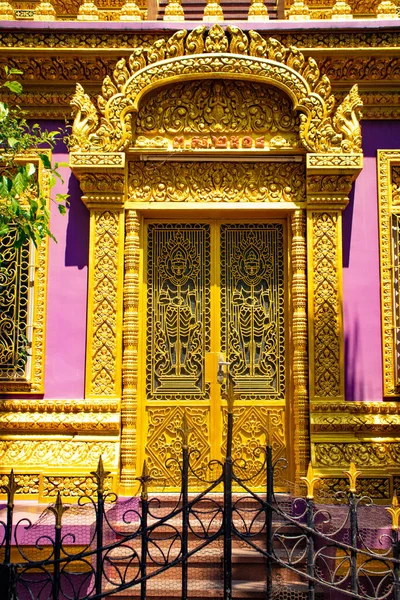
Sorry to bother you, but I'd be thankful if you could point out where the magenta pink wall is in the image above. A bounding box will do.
[42,129,89,399]
[343,121,400,401]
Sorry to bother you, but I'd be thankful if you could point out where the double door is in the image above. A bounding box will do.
[138,220,288,488]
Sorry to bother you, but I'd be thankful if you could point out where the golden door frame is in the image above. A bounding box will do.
[70,25,363,495]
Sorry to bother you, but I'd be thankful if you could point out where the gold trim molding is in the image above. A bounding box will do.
[378,150,400,397]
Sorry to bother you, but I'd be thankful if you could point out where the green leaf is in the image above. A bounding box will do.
[13,170,28,195]
[3,80,23,94]
[0,102,9,121]
[58,204,67,215]
[26,163,36,177]
[9,68,23,76]
[38,153,52,169]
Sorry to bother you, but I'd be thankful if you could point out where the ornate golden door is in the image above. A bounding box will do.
[138,219,288,489]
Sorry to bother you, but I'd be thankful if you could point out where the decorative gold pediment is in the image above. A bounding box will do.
[70,24,363,156]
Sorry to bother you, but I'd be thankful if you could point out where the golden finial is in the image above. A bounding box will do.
[119,0,142,20]
[300,462,321,500]
[48,491,69,529]
[222,377,236,414]
[164,0,184,20]
[135,460,151,500]
[90,455,111,496]
[77,0,99,20]
[4,470,19,508]
[178,412,192,449]
[331,0,353,19]
[203,0,224,22]
[0,0,14,20]
[34,0,56,20]
[287,0,310,20]
[386,492,400,531]
[376,0,398,18]
[248,0,269,21]
[344,462,361,494]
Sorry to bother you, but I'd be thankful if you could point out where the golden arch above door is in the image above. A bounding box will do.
[138,220,289,490]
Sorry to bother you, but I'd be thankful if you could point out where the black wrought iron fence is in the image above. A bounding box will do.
[1,395,400,600]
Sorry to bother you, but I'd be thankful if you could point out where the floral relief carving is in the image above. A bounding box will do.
[70,25,362,156]
[312,212,341,398]
[315,442,400,467]
[128,162,306,204]
[135,80,301,136]
[89,211,120,396]
[0,441,117,467]
[222,407,285,487]
[145,407,210,489]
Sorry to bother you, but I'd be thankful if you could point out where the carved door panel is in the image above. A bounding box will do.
[141,221,287,489]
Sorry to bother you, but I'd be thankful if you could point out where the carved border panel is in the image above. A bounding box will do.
[378,150,400,396]
[308,211,343,400]
[86,209,125,398]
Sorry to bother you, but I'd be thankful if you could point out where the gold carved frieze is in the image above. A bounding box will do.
[0,440,118,468]
[70,152,125,168]
[87,210,124,398]
[317,477,390,500]
[145,406,210,490]
[0,55,115,82]
[315,442,400,468]
[42,474,113,497]
[0,398,119,413]
[311,413,400,433]
[132,79,301,151]
[0,411,120,433]
[0,473,40,496]
[70,25,362,157]
[79,172,125,194]
[128,161,306,204]
[309,212,342,399]
[307,154,363,169]
[5,31,400,52]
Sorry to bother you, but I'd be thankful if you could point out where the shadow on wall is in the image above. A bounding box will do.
[65,172,89,269]
[344,318,365,401]
[342,183,355,269]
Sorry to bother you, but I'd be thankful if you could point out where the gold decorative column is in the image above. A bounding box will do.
[306,152,363,470]
[291,210,309,481]
[71,153,126,486]
[120,210,140,494]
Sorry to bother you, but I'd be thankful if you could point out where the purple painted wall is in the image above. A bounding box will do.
[343,121,400,401]
[41,127,89,399]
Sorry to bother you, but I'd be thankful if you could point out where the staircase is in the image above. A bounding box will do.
[156,0,279,21]
[103,493,315,599]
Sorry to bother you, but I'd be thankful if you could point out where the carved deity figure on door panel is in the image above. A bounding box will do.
[229,232,277,391]
[155,231,203,392]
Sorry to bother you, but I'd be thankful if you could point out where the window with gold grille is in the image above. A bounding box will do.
[0,158,49,394]
[0,227,32,381]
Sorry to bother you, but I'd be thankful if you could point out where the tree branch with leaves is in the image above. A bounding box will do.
[0,66,69,249]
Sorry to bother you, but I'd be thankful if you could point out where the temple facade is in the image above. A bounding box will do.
[1,1,400,502]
